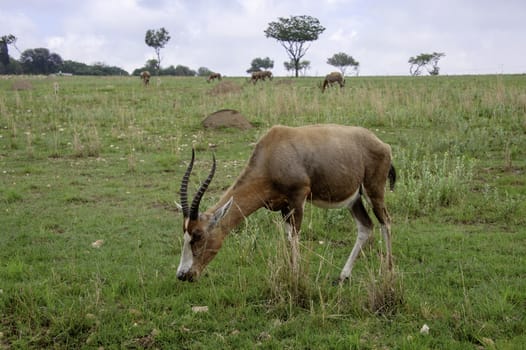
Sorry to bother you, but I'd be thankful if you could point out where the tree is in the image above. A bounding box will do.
[246,57,274,73]
[408,52,445,76]
[198,67,213,77]
[1,34,17,66]
[160,65,178,76]
[284,59,310,76]
[0,58,22,75]
[132,59,159,76]
[144,59,159,73]
[264,15,325,77]
[63,60,90,75]
[90,62,128,76]
[172,65,196,76]
[145,27,171,73]
[62,60,128,75]
[327,52,359,76]
[20,48,63,74]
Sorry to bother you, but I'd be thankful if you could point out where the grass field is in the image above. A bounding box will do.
[1,74,525,349]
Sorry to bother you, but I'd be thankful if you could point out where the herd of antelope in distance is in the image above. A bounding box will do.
[140,68,344,92]
[139,63,394,287]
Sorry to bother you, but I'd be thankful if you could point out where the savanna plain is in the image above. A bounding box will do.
[0,74,525,349]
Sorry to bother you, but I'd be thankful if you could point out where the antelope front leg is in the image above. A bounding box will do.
[281,207,300,276]
[282,195,308,277]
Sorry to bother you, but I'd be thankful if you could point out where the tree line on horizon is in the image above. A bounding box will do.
[1,17,444,77]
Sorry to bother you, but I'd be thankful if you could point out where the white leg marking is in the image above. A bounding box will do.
[340,220,371,281]
[284,222,294,241]
[290,232,300,276]
[380,223,393,269]
[177,232,193,276]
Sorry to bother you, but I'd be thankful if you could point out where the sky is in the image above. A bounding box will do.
[1,0,525,76]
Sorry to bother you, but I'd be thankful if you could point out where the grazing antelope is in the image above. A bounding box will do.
[260,70,273,80]
[322,72,344,92]
[140,71,151,86]
[250,70,273,84]
[177,124,395,284]
[207,72,222,82]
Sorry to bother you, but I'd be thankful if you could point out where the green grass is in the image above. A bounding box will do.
[1,74,525,349]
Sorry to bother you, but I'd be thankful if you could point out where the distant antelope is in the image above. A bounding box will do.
[140,71,151,86]
[207,73,222,82]
[250,70,273,84]
[177,124,395,284]
[322,72,344,92]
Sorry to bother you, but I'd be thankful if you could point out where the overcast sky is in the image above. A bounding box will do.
[1,0,525,76]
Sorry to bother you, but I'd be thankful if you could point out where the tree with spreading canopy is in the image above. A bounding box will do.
[327,52,359,76]
[408,52,445,76]
[145,27,171,74]
[20,48,63,74]
[246,57,274,73]
[264,15,325,77]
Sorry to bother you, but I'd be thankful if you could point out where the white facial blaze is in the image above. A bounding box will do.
[177,232,193,275]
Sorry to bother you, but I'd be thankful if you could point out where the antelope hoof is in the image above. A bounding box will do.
[177,272,195,282]
[332,277,349,286]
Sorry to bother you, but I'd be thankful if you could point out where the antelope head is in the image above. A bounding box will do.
[177,149,233,281]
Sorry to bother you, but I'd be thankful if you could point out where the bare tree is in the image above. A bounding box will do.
[408,52,445,76]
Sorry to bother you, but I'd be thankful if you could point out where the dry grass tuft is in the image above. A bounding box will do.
[266,222,312,309]
[72,126,101,158]
[366,259,404,316]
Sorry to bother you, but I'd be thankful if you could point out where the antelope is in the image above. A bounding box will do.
[207,72,222,82]
[261,70,273,80]
[322,72,344,92]
[140,71,151,86]
[250,70,273,84]
[177,124,396,284]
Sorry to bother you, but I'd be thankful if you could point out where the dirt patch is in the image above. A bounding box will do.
[208,81,243,95]
[12,80,33,90]
[203,109,253,130]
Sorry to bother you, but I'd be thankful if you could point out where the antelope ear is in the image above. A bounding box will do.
[209,197,233,228]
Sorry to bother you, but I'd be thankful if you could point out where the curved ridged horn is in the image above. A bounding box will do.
[189,154,216,220]
[179,149,195,218]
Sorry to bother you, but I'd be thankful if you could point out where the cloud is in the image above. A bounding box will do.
[0,10,38,50]
[329,28,358,44]
[46,34,108,65]
[2,0,526,75]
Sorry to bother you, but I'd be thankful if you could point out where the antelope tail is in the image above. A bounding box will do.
[388,164,396,191]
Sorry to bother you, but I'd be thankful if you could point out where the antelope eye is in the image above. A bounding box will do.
[190,231,203,244]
